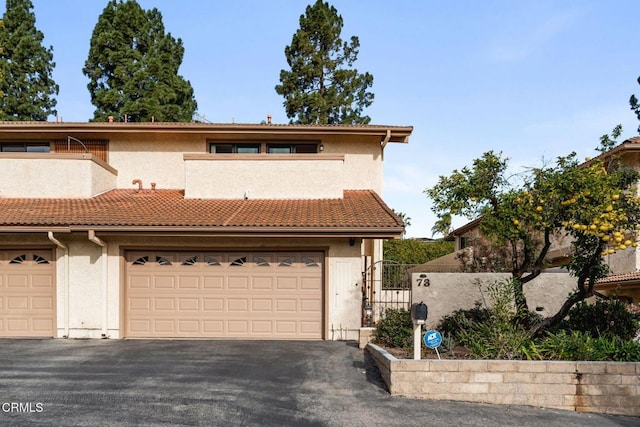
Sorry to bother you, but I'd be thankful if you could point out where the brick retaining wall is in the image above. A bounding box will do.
[367,343,640,417]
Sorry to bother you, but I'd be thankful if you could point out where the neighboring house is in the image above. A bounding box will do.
[420,136,640,307]
[0,121,411,340]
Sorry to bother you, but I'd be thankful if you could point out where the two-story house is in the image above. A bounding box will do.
[0,121,412,340]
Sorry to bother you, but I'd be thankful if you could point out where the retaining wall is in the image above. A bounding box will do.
[367,343,640,417]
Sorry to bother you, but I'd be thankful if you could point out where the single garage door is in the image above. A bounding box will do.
[124,251,323,339]
[0,250,56,337]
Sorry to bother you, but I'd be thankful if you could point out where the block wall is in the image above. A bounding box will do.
[367,344,640,417]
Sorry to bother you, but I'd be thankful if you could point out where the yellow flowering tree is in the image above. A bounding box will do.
[426,127,640,335]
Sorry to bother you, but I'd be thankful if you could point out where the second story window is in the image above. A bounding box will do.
[210,143,260,154]
[267,144,317,154]
[0,142,50,153]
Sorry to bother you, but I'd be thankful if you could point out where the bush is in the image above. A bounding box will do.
[525,330,640,361]
[437,280,534,359]
[373,309,413,349]
[554,299,640,341]
[436,303,492,340]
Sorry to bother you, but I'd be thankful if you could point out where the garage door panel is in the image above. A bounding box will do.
[154,320,175,333]
[252,277,273,290]
[276,299,297,312]
[178,320,199,333]
[276,277,297,290]
[154,276,176,289]
[251,321,272,334]
[228,277,249,290]
[7,318,28,331]
[32,296,53,310]
[228,320,249,333]
[178,298,199,311]
[154,298,175,311]
[125,251,322,339]
[203,298,224,311]
[178,276,200,289]
[203,320,224,333]
[203,276,224,289]
[32,318,54,332]
[7,275,27,288]
[130,276,151,289]
[252,299,272,311]
[228,299,249,311]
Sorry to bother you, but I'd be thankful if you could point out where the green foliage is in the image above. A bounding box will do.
[437,302,492,339]
[83,0,197,122]
[553,299,640,341]
[383,239,454,265]
[0,0,58,120]
[373,309,413,349]
[524,331,640,362]
[275,0,374,124]
[425,128,640,334]
[631,77,640,133]
[447,280,534,359]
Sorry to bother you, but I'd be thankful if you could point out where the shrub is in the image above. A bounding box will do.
[436,302,492,341]
[525,330,640,361]
[554,299,640,341]
[373,309,413,349]
[438,280,535,359]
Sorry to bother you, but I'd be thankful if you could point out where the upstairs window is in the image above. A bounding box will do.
[209,142,319,154]
[0,142,50,153]
[210,143,260,154]
[267,144,317,154]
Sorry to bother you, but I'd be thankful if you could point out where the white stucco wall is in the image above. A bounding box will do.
[0,155,117,198]
[184,155,345,199]
[107,133,384,195]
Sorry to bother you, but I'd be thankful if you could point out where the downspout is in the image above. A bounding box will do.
[48,232,69,338]
[88,230,108,338]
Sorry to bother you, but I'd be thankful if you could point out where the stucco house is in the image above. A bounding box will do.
[0,121,411,340]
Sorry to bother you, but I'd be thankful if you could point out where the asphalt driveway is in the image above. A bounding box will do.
[0,339,637,426]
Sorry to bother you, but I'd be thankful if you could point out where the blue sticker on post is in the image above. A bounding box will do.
[423,330,442,349]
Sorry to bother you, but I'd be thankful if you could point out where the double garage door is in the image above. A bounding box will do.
[124,251,324,339]
[0,250,55,337]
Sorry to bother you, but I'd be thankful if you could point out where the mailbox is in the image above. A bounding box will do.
[411,301,428,324]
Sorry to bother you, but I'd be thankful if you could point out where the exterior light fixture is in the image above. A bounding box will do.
[364,301,373,327]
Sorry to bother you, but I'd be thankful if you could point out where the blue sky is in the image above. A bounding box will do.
[5,1,640,237]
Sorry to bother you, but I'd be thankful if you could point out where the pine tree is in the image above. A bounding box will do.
[275,0,374,125]
[0,0,58,121]
[83,0,197,122]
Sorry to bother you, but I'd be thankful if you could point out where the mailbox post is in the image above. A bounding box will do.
[410,302,428,360]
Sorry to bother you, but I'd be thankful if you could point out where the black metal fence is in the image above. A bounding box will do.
[364,261,418,322]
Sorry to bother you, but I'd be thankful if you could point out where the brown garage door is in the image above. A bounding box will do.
[124,251,323,339]
[0,250,56,337]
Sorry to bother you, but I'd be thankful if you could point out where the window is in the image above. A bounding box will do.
[267,144,317,154]
[0,142,50,153]
[210,143,260,154]
[209,142,318,154]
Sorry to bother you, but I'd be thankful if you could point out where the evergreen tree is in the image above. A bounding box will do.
[630,76,640,133]
[275,0,374,125]
[0,0,58,121]
[83,0,197,122]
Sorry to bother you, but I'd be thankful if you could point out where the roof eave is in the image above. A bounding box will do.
[0,225,404,239]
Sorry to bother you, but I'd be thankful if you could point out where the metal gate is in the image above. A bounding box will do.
[362,261,417,325]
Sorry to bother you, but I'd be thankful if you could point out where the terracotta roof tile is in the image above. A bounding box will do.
[0,189,403,235]
[596,272,640,285]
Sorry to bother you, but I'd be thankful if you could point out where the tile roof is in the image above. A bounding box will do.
[0,189,403,236]
[596,272,640,285]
